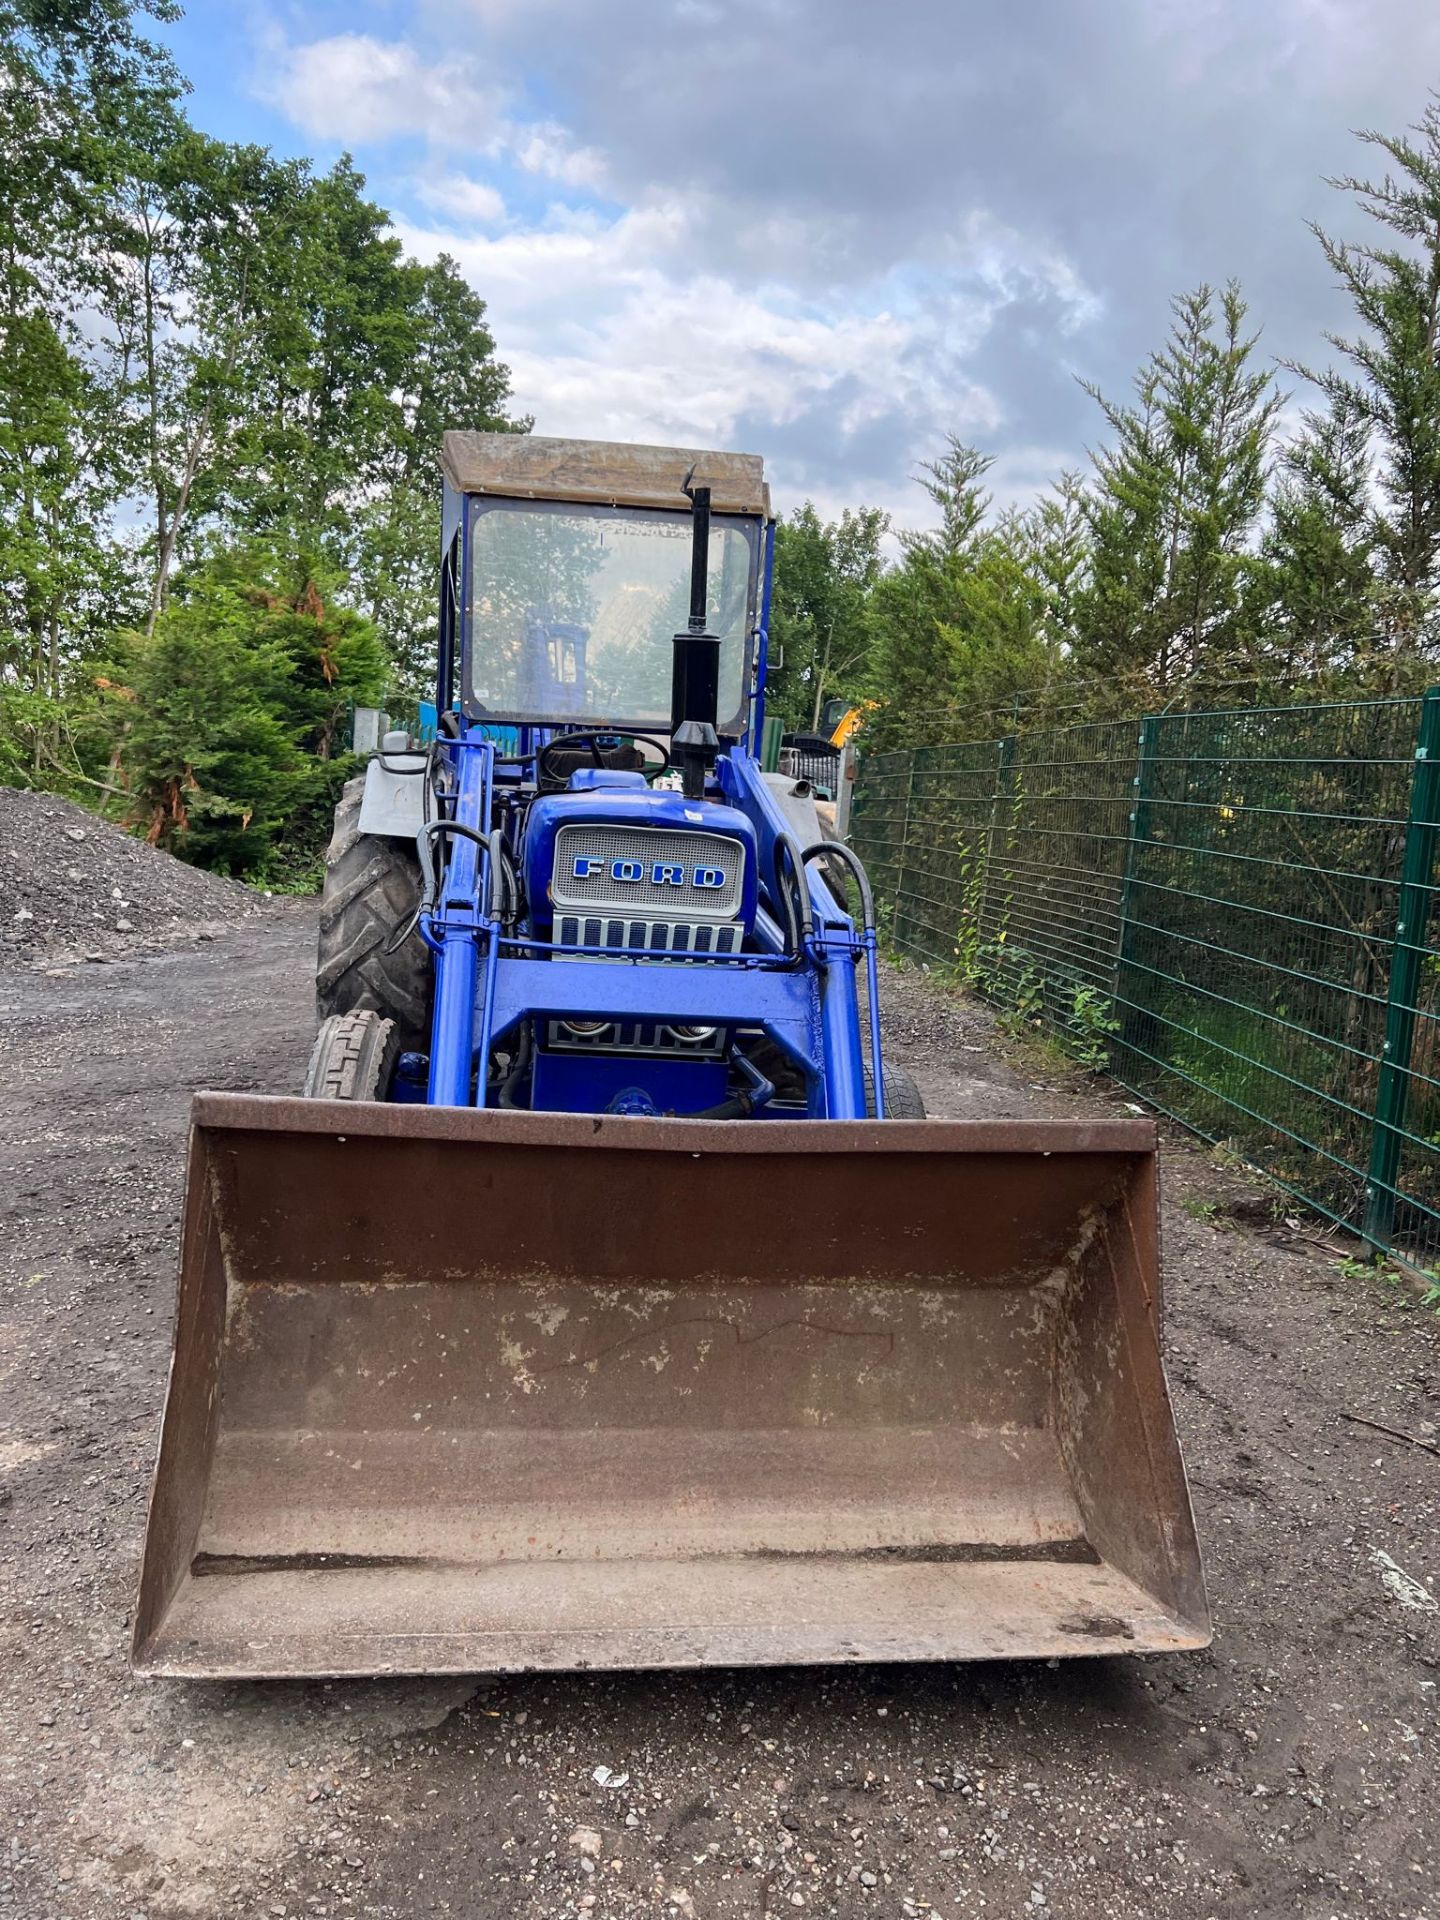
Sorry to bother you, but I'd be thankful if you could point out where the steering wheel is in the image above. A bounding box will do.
[537,731,673,784]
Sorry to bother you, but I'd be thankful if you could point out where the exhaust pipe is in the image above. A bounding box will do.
[672,482,721,798]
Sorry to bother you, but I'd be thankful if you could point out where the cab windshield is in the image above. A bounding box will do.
[462,497,758,730]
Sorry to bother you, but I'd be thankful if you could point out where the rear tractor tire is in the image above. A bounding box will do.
[303,1011,400,1101]
[864,1063,927,1118]
[315,775,432,1047]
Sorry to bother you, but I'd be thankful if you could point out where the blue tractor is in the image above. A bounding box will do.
[308,432,920,1123]
[132,434,1207,1683]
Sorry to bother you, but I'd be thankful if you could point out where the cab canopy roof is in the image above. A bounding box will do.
[441,431,769,518]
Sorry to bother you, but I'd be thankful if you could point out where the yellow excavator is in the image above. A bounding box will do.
[827,700,877,750]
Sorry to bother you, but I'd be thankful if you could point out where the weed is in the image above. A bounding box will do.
[875,897,895,947]
[1064,983,1121,1071]
[948,850,985,983]
[994,964,1044,1039]
[1337,1254,1417,1299]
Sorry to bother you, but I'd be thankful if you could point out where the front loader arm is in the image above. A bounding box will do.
[720,747,879,1117]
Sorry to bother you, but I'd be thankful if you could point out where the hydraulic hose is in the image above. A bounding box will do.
[687,1050,776,1119]
[497,1024,533,1108]
[800,839,875,932]
[415,818,490,915]
[486,827,519,924]
[770,830,814,962]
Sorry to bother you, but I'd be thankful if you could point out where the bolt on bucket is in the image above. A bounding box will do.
[133,1097,1208,1678]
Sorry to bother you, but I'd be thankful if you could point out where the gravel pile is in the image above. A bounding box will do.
[0,785,265,968]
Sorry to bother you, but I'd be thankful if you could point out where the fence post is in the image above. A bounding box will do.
[1113,714,1159,1043]
[1362,686,1440,1254]
[835,741,856,839]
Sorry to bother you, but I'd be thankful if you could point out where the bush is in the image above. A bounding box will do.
[106,546,385,878]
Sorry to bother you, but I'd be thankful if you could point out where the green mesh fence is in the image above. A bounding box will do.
[850,692,1440,1269]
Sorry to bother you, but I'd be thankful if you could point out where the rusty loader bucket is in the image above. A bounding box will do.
[133,1097,1208,1678]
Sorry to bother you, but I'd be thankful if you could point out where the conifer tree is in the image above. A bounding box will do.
[866,440,993,746]
[1072,284,1279,708]
[1295,101,1440,685]
[1249,395,1376,687]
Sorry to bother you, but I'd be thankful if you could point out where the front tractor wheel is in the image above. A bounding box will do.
[303,1011,400,1101]
[864,1063,927,1117]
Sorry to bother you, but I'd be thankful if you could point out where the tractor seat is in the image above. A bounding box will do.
[538,741,646,790]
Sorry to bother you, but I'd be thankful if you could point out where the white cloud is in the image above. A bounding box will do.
[259,32,504,145]
[257,30,605,189]
[394,190,1035,516]
[248,1,1440,518]
[416,173,507,224]
[505,122,608,191]
[255,19,1103,520]
[949,212,1104,337]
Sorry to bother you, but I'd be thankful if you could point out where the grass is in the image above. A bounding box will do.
[1180,1194,1221,1224]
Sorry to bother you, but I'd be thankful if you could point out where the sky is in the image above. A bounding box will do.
[162,0,1440,529]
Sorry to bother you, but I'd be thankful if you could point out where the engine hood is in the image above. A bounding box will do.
[523,788,759,933]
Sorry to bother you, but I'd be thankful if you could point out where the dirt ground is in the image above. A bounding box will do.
[1,913,1437,1920]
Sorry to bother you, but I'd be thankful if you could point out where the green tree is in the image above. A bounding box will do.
[217,158,413,538]
[0,0,181,773]
[1295,101,1440,685]
[937,512,1068,730]
[111,546,385,875]
[1248,395,1377,687]
[102,140,521,688]
[204,544,386,760]
[865,440,992,747]
[1072,283,1280,709]
[351,254,526,695]
[1024,471,1089,661]
[0,0,523,849]
[111,132,315,629]
[768,502,888,731]
[114,614,300,872]
[216,161,520,556]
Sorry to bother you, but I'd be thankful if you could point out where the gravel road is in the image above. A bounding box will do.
[1,914,1437,1920]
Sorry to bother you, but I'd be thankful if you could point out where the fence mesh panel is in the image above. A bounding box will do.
[987,722,1140,1038]
[851,694,1440,1269]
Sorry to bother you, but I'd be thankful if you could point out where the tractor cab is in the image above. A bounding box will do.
[438,431,766,744]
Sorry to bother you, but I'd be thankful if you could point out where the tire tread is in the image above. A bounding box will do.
[303,1011,400,1100]
[863,1063,927,1118]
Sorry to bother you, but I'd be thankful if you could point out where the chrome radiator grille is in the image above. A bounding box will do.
[552,824,744,919]
[555,914,743,958]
